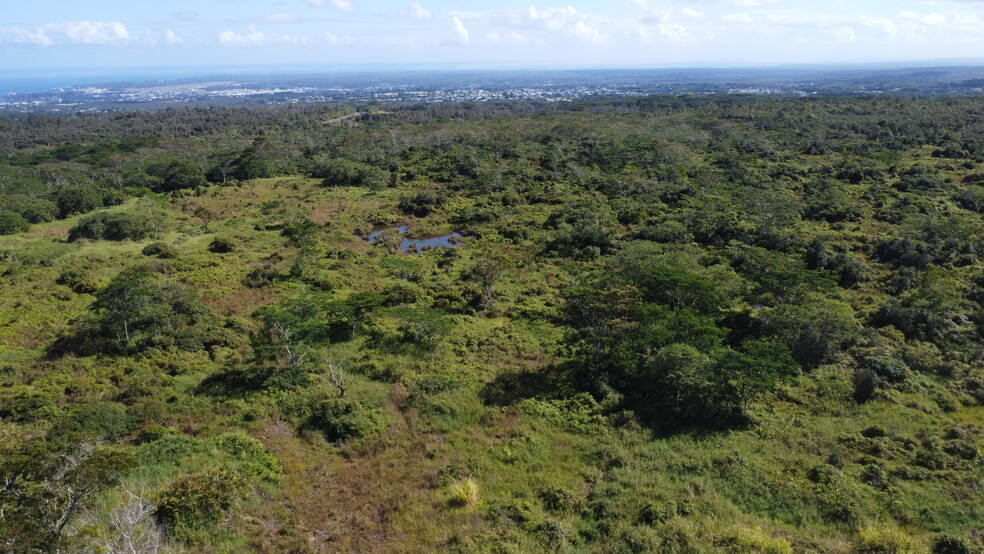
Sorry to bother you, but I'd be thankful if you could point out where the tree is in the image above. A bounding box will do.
[466,254,508,311]
[0,442,135,551]
[193,206,218,232]
[761,297,860,369]
[54,185,103,218]
[146,159,206,193]
[0,210,30,235]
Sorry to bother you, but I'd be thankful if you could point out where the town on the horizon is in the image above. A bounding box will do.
[3,65,984,113]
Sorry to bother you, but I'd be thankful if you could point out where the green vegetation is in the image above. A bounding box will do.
[1,95,983,552]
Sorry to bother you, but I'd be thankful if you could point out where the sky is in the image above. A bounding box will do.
[1,0,984,76]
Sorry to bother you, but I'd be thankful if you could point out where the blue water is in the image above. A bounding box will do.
[366,226,462,254]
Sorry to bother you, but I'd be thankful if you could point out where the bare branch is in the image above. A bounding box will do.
[327,356,348,398]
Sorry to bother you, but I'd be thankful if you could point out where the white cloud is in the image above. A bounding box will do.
[262,12,299,23]
[331,0,355,12]
[571,20,606,44]
[13,27,52,46]
[164,28,183,45]
[452,16,470,44]
[833,26,856,42]
[657,22,690,42]
[681,8,705,20]
[407,3,432,21]
[325,30,339,44]
[900,11,948,25]
[698,0,781,5]
[219,26,266,46]
[723,13,754,24]
[309,0,355,11]
[45,21,130,44]
[527,6,579,30]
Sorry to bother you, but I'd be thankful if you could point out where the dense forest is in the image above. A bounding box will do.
[1,94,983,552]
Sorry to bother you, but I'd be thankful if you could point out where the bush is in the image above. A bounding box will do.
[54,267,226,355]
[145,158,207,193]
[55,268,100,294]
[640,499,677,524]
[55,185,104,218]
[853,366,879,403]
[208,236,237,253]
[10,198,58,223]
[399,190,445,217]
[932,535,976,554]
[306,396,386,443]
[142,242,178,258]
[449,478,480,506]
[314,159,387,188]
[0,210,30,235]
[855,522,922,553]
[242,266,278,288]
[69,211,161,242]
[155,469,250,540]
[47,402,136,444]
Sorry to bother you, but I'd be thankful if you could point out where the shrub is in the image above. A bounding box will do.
[855,522,922,553]
[640,499,677,524]
[313,159,387,188]
[142,242,178,258]
[155,469,250,540]
[138,434,204,466]
[136,424,177,444]
[242,266,278,288]
[399,190,445,217]
[69,211,161,242]
[55,185,104,218]
[47,401,136,444]
[932,535,976,554]
[10,198,58,223]
[718,525,794,554]
[307,397,386,442]
[863,355,910,383]
[449,478,480,506]
[56,268,100,294]
[54,267,226,355]
[208,236,237,253]
[145,158,207,193]
[0,210,30,235]
[853,366,879,403]
[539,486,586,514]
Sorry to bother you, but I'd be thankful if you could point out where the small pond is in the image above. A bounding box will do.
[366,226,462,254]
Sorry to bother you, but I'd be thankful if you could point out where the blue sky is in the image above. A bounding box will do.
[2,0,984,74]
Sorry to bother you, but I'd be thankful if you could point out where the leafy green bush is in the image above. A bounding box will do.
[399,190,445,217]
[0,210,30,235]
[53,267,227,355]
[155,469,250,540]
[306,396,387,442]
[314,159,388,188]
[68,211,162,242]
[47,402,136,444]
[242,266,278,288]
[55,185,104,218]
[207,236,237,253]
[138,433,204,466]
[145,158,207,193]
[142,241,178,258]
[10,198,58,223]
[56,268,100,294]
[448,478,480,507]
